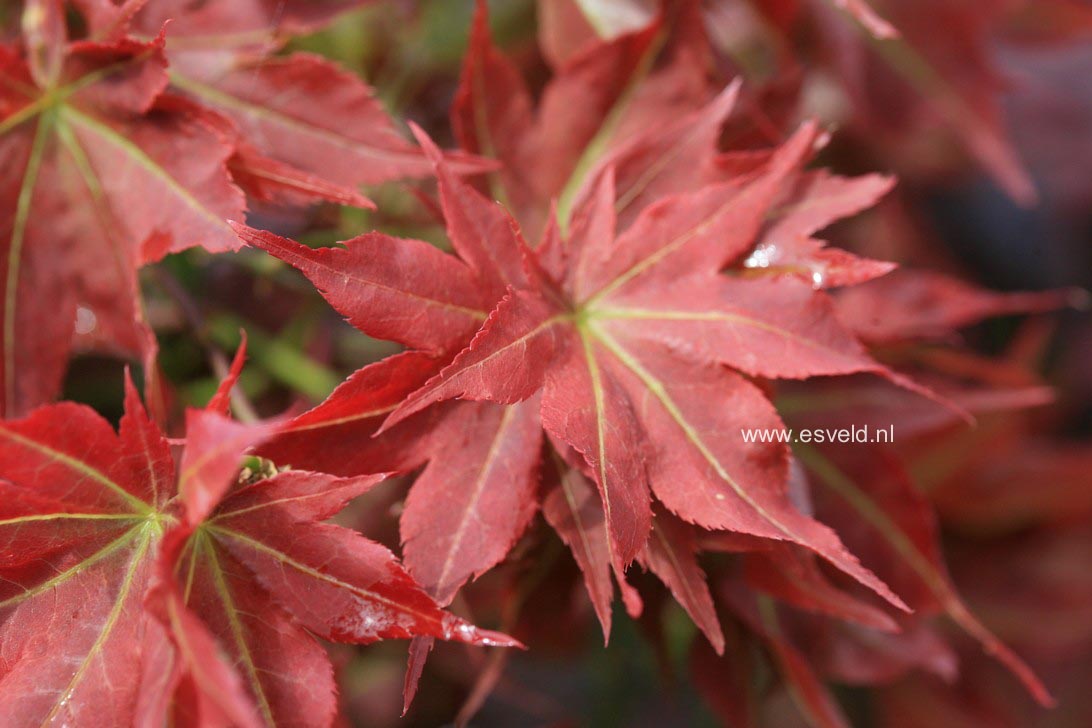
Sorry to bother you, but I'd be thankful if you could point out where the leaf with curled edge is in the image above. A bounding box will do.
[738,169,898,289]
[0,18,245,416]
[167,91,374,209]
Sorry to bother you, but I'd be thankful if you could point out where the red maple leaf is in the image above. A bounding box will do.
[0,360,516,726]
[454,1,896,291]
[236,116,923,645]
[1,0,481,418]
[452,0,717,238]
[92,0,493,191]
[0,2,246,417]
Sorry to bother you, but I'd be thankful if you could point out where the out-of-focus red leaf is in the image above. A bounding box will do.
[0,27,244,415]
[167,53,490,189]
[690,625,761,728]
[128,0,376,44]
[724,586,853,728]
[743,542,899,632]
[801,445,1054,705]
[454,0,718,236]
[816,0,1035,202]
[836,270,1073,344]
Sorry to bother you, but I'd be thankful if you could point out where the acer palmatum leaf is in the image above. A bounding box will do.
[0,371,519,726]
[0,382,173,725]
[0,23,244,416]
[381,128,921,595]
[73,0,493,190]
[453,0,717,236]
[164,52,494,189]
[238,119,920,643]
